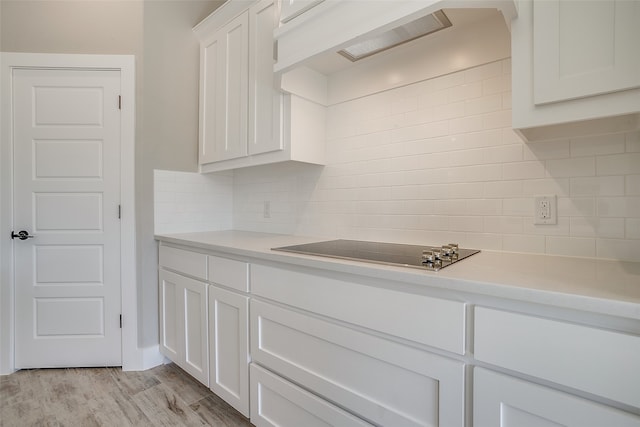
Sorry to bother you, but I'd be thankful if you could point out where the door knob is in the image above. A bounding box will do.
[11,230,35,240]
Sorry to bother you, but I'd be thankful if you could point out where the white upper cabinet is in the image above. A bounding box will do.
[194,0,325,173]
[533,0,640,105]
[200,11,249,164]
[512,0,640,141]
[248,0,282,156]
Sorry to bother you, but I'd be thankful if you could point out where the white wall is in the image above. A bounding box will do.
[234,57,640,262]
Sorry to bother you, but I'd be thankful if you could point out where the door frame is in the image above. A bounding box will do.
[0,53,140,373]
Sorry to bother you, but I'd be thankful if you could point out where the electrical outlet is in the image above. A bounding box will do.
[263,201,271,219]
[534,195,557,225]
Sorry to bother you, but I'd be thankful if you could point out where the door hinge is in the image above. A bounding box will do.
[118,95,122,110]
[120,315,122,328]
[118,205,121,219]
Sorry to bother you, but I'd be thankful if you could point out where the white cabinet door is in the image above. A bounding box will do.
[250,364,372,427]
[533,0,640,105]
[279,0,325,23]
[200,11,249,164]
[248,0,282,156]
[158,269,209,386]
[474,368,640,427]
[208,285,250,417]
[511,0,640,140]
[159,269,180,362]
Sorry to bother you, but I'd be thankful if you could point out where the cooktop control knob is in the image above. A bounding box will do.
[422,250,435,263]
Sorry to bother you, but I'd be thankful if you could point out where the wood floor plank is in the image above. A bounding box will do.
[0,364,252,427]
[131,382,208,426]
[190,394,252,426]
[149,364,211,406]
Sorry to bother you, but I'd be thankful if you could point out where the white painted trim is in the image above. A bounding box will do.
[0,52,147,374]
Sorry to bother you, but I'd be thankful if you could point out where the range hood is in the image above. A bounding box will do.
[274,0,518,74]
[338,10,452,62]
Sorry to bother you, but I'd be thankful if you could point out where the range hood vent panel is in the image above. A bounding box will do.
[338,10,452,62]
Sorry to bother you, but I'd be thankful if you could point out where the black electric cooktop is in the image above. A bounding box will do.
[272,239,480,271]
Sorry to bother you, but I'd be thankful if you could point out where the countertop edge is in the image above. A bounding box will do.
[155,232,640,321]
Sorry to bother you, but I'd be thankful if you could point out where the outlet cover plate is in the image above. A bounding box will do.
[534,195,557,225]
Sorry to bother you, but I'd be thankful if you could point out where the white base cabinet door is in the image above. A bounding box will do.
[159,269,209,386]
[208,284,250,417]
[250,363,372,427]
[474,368,640,427]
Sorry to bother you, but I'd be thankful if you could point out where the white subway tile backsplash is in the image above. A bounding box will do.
[503,234,546,253]
[626,131,640,152]
[597,153,640,175]
[464,94,502,116]
[481,76,504,96]
[464,61,502,83]
[570,217,625,239]
[503,198,533,216]
[546,237,596,258]
[523,217,570,236]
[626,175,640,195]
[597,197,640,218]
[482,110,512,130]
[558,197,596,217]
[523,140,571,160]
[503,161,545,180]
[596,238,640,262]
[545,157,595,178]
[449,82,482,102]
[449,216,484,232]
[448,115,484,134]
[570,134,625,157]
[627,218,640,239]
[154,169,233,235]
[523,178,570,196]
[226,59,639,262]
[484,216,524,234]
[484,180,524,198]
[570,176,625,196]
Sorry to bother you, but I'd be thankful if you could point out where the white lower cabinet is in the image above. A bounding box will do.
[474,368,640,427]
[158,269,209,386]
[208,284,250,417]
[250,364,372,427]
[250,299,465,427]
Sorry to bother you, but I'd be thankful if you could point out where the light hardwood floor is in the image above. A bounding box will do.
[0,363,252,426]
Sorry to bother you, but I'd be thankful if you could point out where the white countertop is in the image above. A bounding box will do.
[155,230,640,321]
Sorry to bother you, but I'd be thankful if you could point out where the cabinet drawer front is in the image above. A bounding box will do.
[474,368,640,427]
[251,300,465,427]
[251,264,466,354]
[475,307,640,409]
[208,256,249,292]
[250,364,373,427]
[159,245,207,280]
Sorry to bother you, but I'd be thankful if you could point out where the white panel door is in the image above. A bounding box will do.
[13,68,122,368]
[209,284,249,417]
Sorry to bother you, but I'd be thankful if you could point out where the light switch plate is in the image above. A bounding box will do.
[534,195,557,225]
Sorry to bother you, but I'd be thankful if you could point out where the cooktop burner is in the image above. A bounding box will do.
[272,239,480,271]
